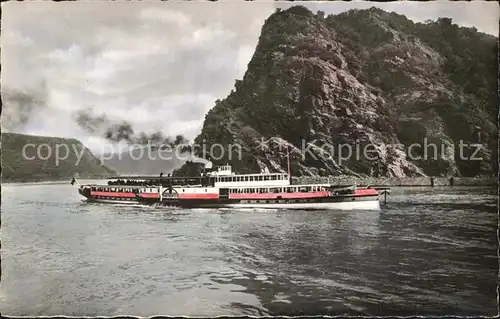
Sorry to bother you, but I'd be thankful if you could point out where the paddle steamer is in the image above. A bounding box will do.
[76,164,381,210]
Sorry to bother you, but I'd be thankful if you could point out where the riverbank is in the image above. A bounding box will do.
[291,176,498,187]
[3,175,497,187]
[2,175,110,184]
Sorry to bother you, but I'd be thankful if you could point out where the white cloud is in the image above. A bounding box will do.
[139,8,191,27]
[182,24,236,48]
[1,1,275,153]
[236,46,256,78]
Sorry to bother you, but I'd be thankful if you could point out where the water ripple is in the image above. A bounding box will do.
[1,185,497,316]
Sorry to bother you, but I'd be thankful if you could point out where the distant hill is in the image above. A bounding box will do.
[1,132,116,182]
[99,146,185,176]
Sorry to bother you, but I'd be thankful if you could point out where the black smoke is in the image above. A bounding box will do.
[74,108,191,150]
[2,84,49,131]
[74,109,109,134]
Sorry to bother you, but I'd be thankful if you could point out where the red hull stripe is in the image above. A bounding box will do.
[138,193,160,198]
[91,191,136,198]
[228,191,331,200]
[355,189,378,196]
[179,193,219,200]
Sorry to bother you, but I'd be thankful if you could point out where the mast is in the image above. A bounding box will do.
[287,146,291,181]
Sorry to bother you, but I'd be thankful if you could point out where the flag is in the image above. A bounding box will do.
[71,177,76,185]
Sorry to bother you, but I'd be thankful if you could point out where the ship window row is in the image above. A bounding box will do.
[91,187,158,193]
[217,174,288,182]
[229,186,325,193]
[95,196,134,201]
[92,187,135,192]
[242,199,312,204]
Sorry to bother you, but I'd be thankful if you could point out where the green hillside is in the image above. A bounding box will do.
[1,132,116,182]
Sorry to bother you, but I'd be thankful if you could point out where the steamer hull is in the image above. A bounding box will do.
[163,197,380,210]
[162,190,380,211]
[83,197,154,205]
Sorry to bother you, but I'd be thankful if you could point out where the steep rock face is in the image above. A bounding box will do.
[177,6,498,177]
[331,8,498,177]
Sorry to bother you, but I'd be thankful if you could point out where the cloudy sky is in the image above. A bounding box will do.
[2,1,498,153]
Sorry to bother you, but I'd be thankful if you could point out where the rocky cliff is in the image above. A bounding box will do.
[174,6,498,178]
[1,133,116,182]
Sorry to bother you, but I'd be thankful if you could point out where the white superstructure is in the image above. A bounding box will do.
[207,164,290,188]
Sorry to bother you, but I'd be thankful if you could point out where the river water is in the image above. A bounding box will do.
[1,182,498,316]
